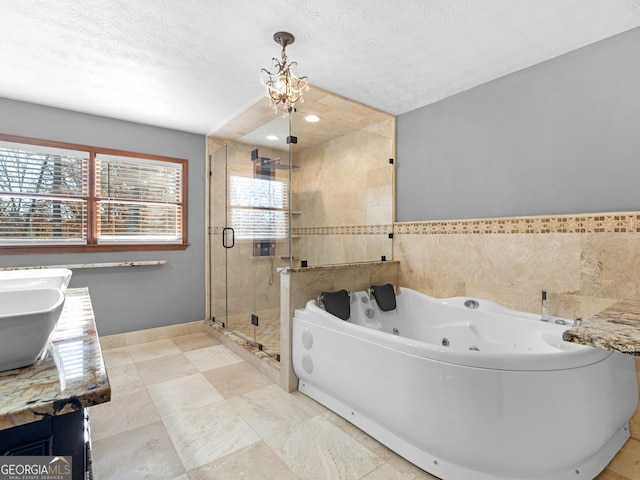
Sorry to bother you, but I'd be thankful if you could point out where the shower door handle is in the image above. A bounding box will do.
[222,227,235,249]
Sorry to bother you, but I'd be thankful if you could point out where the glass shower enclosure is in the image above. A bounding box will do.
[209,114,293,360]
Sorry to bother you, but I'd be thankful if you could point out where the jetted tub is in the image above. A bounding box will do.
[292,287,639,480]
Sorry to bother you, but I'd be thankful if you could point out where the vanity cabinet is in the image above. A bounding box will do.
[0,409,88,479]
[0,289,110,480]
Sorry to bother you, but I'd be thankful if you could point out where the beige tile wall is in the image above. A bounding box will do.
[394,213,640,320]
[393,212,640,478]
[292,119,395,266]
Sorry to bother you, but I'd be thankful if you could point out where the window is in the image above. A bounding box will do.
[0,142,88,245]
[96,154,183,244]
[0,134,187,253]
[229,175,288,240]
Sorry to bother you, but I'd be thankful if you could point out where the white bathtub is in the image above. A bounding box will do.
[292,287,639,480]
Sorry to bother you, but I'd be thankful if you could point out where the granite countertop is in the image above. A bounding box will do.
[0,287,111,430]
[563,298,640,355]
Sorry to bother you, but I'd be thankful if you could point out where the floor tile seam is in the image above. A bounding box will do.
[158,406,213,469]
[133,350,185,362]
[160,403,264,474]
[172,337,223,354]
[145,372,218,424]
[98,379,149,408]
[89,413,167,450]
[106,362,149,397]
[361,461,415,480]
[313,411,392,472]
[133,352,200,387]
[159,419,190,479]
[99,419,189,478]
[101,346,136,368]
[247,431,306,480]
[221,386,330,441]
[179,440,302,480]
[152,388,229,423]
[223,385,294,441]
[153,397,227,422]
[124,338,183,362]
[200,377,262,400]
[258,417,375,480]
[161,417,201,476]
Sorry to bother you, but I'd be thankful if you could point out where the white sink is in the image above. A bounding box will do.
[0,288,66,371]
[0,268,72,292]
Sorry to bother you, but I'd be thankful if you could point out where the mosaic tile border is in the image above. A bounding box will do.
[214,213,640,237]
[213,225,393,236]
[394,213,640,235]
[293,225,393,236]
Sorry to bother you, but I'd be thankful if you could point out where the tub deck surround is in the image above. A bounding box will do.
[563,298,640,354]
[0,287,110,430]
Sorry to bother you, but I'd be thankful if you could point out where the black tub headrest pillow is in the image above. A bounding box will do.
[320,289,350,320]
[370,284,397,311]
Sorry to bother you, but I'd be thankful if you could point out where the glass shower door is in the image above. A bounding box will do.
[210,124,291,360]
[211,143,257,340]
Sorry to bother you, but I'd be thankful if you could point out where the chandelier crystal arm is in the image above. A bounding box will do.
[260,31,308,113]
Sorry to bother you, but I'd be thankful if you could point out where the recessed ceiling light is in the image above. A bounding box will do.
[266,135,279,141]
[305,115,320,123]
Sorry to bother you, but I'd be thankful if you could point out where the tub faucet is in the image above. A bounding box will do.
[541,290,549,322]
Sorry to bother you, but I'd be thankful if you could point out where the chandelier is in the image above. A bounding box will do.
[261,31,308,113]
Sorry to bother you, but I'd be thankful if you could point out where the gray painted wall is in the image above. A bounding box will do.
[0,98,206,336]
[397,27,640,222]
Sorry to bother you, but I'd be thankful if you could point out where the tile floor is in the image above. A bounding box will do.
[91,331,637,480]
[90,332,438,480]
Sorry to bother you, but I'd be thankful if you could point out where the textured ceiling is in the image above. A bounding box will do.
[2,0,640,135]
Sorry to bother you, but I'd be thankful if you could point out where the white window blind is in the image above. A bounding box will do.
[0,136,187,249]
[96,154,183,243]
[0,142,88,245]
[229,175,288,239]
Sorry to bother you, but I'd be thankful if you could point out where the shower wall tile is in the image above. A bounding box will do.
[292,119,394,266]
